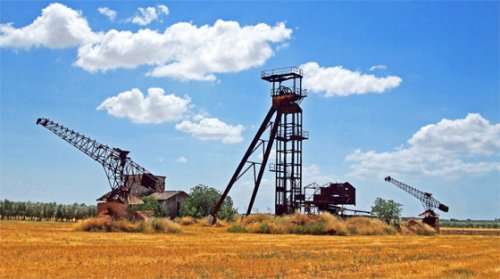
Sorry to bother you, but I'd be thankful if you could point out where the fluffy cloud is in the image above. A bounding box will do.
[1,3,291,81]
[176,117,245,143]
[98,87,245,144]
[97,88,191,124]
[98,7,117,22]
[77,20,291,81]
[75,29,167,71]
[129,5,169,26]
[0,3,97,48]
[301,62,402,97]
[346,113,500,178]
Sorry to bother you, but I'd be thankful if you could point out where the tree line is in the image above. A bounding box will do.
[0,199,96,222]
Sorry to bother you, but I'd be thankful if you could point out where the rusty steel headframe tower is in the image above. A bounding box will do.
[211,67,308,219]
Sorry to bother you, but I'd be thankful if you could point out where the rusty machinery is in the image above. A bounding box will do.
[384,176,449,228]
[211,67,308,220]
[303,182,357,215]
[36,118,165,220]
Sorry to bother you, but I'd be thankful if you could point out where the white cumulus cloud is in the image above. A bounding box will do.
[129,5,169,26]
[176,117,245,143]
[0,3,97,49]
[98,7,117,22]
[97,88,191,124]
[98,87,245,144]
[131,7,158,26]
[76,20,291,81]
[300,62,402,97]
[1,4,291,81]
[346,113,500,178]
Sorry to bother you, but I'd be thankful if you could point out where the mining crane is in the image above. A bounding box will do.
[36,118,165,219]
[384,176,448,228]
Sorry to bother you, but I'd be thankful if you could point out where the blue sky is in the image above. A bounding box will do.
[1,1,498,219]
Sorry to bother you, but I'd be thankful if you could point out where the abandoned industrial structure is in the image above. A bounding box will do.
[36,118,178,219]
[385,176,449,229]
[36,66,448,229]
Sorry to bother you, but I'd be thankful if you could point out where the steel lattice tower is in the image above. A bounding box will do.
[211,67,307,218]
[263,68,308,215]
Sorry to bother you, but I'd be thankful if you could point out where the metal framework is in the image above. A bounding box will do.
[303,182,356,214]
[36,118,164,203]
[384,176,449,213]
[211,67,307,218]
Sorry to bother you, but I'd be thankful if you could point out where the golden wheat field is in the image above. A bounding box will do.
[0,221,499,278]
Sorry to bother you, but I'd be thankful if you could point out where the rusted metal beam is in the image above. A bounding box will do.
[211,107,277,220]
[246,111,282,215]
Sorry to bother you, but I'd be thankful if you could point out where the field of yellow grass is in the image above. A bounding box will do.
[1,220,499,278]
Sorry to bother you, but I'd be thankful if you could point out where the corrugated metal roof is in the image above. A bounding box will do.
[149,191,188,201]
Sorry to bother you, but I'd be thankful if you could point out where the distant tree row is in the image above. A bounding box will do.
[0,199,96,222]
[440,219,499,229]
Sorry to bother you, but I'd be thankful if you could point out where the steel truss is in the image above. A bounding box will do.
[36,118,164,203]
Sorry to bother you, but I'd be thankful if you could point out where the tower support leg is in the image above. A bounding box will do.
[246,111,282,215]
[211,107,277,220]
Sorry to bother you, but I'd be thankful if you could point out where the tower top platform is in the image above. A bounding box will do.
[261,67,303,82]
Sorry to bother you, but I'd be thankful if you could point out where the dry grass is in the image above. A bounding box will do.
[75,217,180,234]
[175,216,198,226]
[1,220,499,278]
[228,213,429,236]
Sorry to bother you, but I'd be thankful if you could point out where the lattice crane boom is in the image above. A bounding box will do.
[36,118,164,203]
[384,176,448,213]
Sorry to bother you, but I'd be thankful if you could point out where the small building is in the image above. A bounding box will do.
[313,182,356,206]
[304,182,356,214]
[96,176,166,205]
[149,191,189,219]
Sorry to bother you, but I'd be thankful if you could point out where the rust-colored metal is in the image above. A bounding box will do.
[304,182,356,214]
[37,117,166,221]
[313,182,356,205]
[211,67,308,220]
[420,210,440,231]
[96,201,145,221]
[384,176,449,230]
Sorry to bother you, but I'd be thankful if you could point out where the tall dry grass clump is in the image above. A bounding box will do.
[150,218,181,233]
[240,214,274,225]
[398,220,436,236]
[227,212,435,236]
[75,217,181,233]
[175,216,197,226]
[345,217,397,235]
[191,216,229,227]
[228,212,352,235]
[319,212,349,236]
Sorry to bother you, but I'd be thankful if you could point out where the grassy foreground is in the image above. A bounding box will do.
[0,220,499,278]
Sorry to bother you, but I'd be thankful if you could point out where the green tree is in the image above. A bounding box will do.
[180,184,238,221]
[131,196,169,218]
[371,197,402,225]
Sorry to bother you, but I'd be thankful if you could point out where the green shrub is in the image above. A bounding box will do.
[227,225,248,233]
[259,223,270,234]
